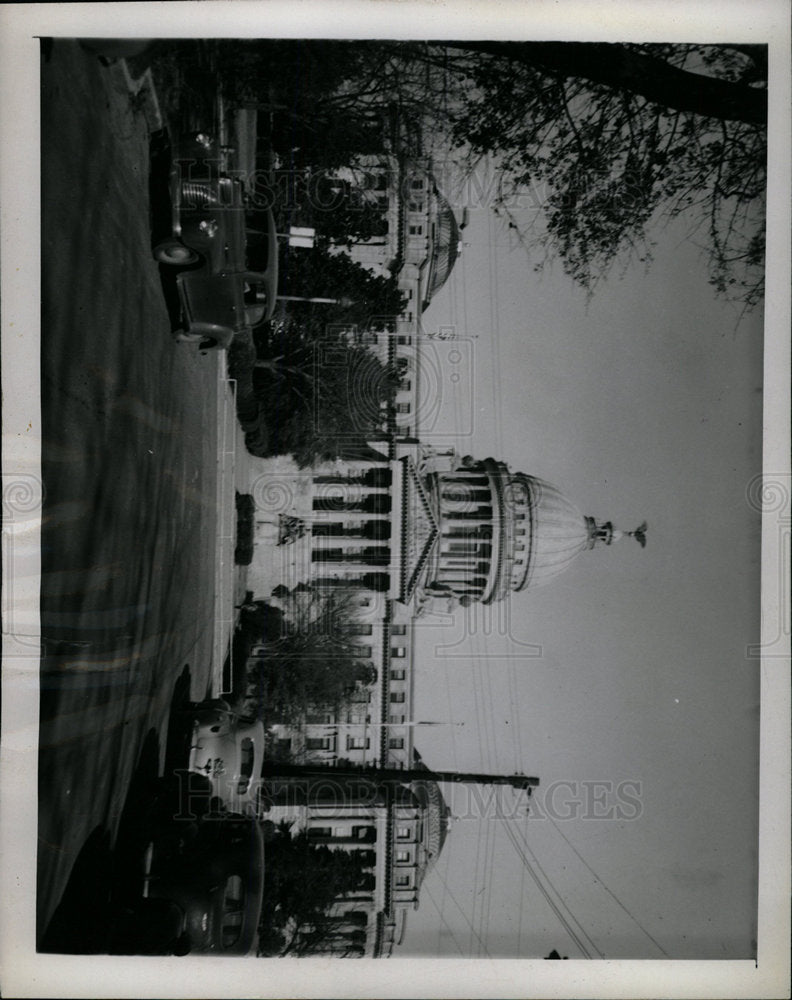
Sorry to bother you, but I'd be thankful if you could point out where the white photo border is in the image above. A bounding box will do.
[1,1,789,996]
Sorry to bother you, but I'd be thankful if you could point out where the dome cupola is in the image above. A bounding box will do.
[418,455,645,608]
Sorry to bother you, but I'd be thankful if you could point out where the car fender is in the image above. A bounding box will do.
[183,320,234,349]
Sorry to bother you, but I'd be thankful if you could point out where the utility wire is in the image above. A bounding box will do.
[545,814,670,958]
[422,881,469,957]
[503,819,601,959]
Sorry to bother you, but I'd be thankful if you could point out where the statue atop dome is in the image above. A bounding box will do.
[585,518,648,548]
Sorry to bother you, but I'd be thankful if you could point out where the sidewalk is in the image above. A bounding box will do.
[210,354,251,696]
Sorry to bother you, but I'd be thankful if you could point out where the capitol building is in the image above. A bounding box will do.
[243,149,644,957]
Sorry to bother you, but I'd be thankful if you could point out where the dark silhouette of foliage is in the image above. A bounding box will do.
[258,821,372,956]
[439,41,767,310]
[238,592,378,726]
[250,247,404,467]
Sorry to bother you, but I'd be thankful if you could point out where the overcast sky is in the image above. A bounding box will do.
[401,167,763,959]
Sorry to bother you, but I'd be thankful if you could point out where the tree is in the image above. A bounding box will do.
[250,244,404,467]
[252,327,398,467]
[258,822,373,956]
[239,590,379,726]
[304,173,391,249]
[220,39,767,311]
[205,40,394,171]
[438,41,767,310]
[276,240,407,322]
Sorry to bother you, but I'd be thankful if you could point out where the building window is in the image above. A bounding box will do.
[391,646,406,658]
[408,201,424,213]
[351,689,372,703]
[306,737,332,751]
[352,825,376,841]
[391,624,407,635]
[345,624,373,636]
[389,737,405,750]
[351,646,373,658]
[390,668,405,681]
[399,379,412,392]
[396,874,411,887]
[397,826,412,839]
[347,712,370,725]
[389,714,405,725]
[396,335,412,346]
[396,850,411,862]
[409,224,423,236]
[390,692,406,703]
[395,403,411,415]
[347,736,370,751]
[308,826,332,838]
[306,713,334,725]
[411,178,424,191]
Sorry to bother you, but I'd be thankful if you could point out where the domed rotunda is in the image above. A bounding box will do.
[418,455,646,607]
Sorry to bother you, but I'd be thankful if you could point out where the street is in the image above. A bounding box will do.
[38,40,224,945]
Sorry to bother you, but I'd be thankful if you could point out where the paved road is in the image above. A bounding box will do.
[38,40,222,944]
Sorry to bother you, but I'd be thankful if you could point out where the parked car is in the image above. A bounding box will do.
[152,131,279,350]
[135,809,265,955]
[188,699,266,814]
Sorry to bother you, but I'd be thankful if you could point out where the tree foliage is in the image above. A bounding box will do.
[258,822,372,956]
[440,41,767,309]
[239,591,378,726]
[250,245,404,467]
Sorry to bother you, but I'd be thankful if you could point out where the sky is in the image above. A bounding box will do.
[399,168,763,959]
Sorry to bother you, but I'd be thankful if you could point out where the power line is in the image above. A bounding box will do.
[422,881,469,957]
[502,819,602,959]
[545,814,670,958]
[430,840,494,958]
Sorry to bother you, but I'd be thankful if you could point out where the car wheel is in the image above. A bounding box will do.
[154,239,199,266]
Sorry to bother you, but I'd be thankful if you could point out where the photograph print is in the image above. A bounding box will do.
[23,14,779,976]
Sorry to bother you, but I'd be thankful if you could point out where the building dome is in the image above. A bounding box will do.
[418,455,644,607]
[408,765,451,891]
[514,476,592,591]
[422,188,460,308]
